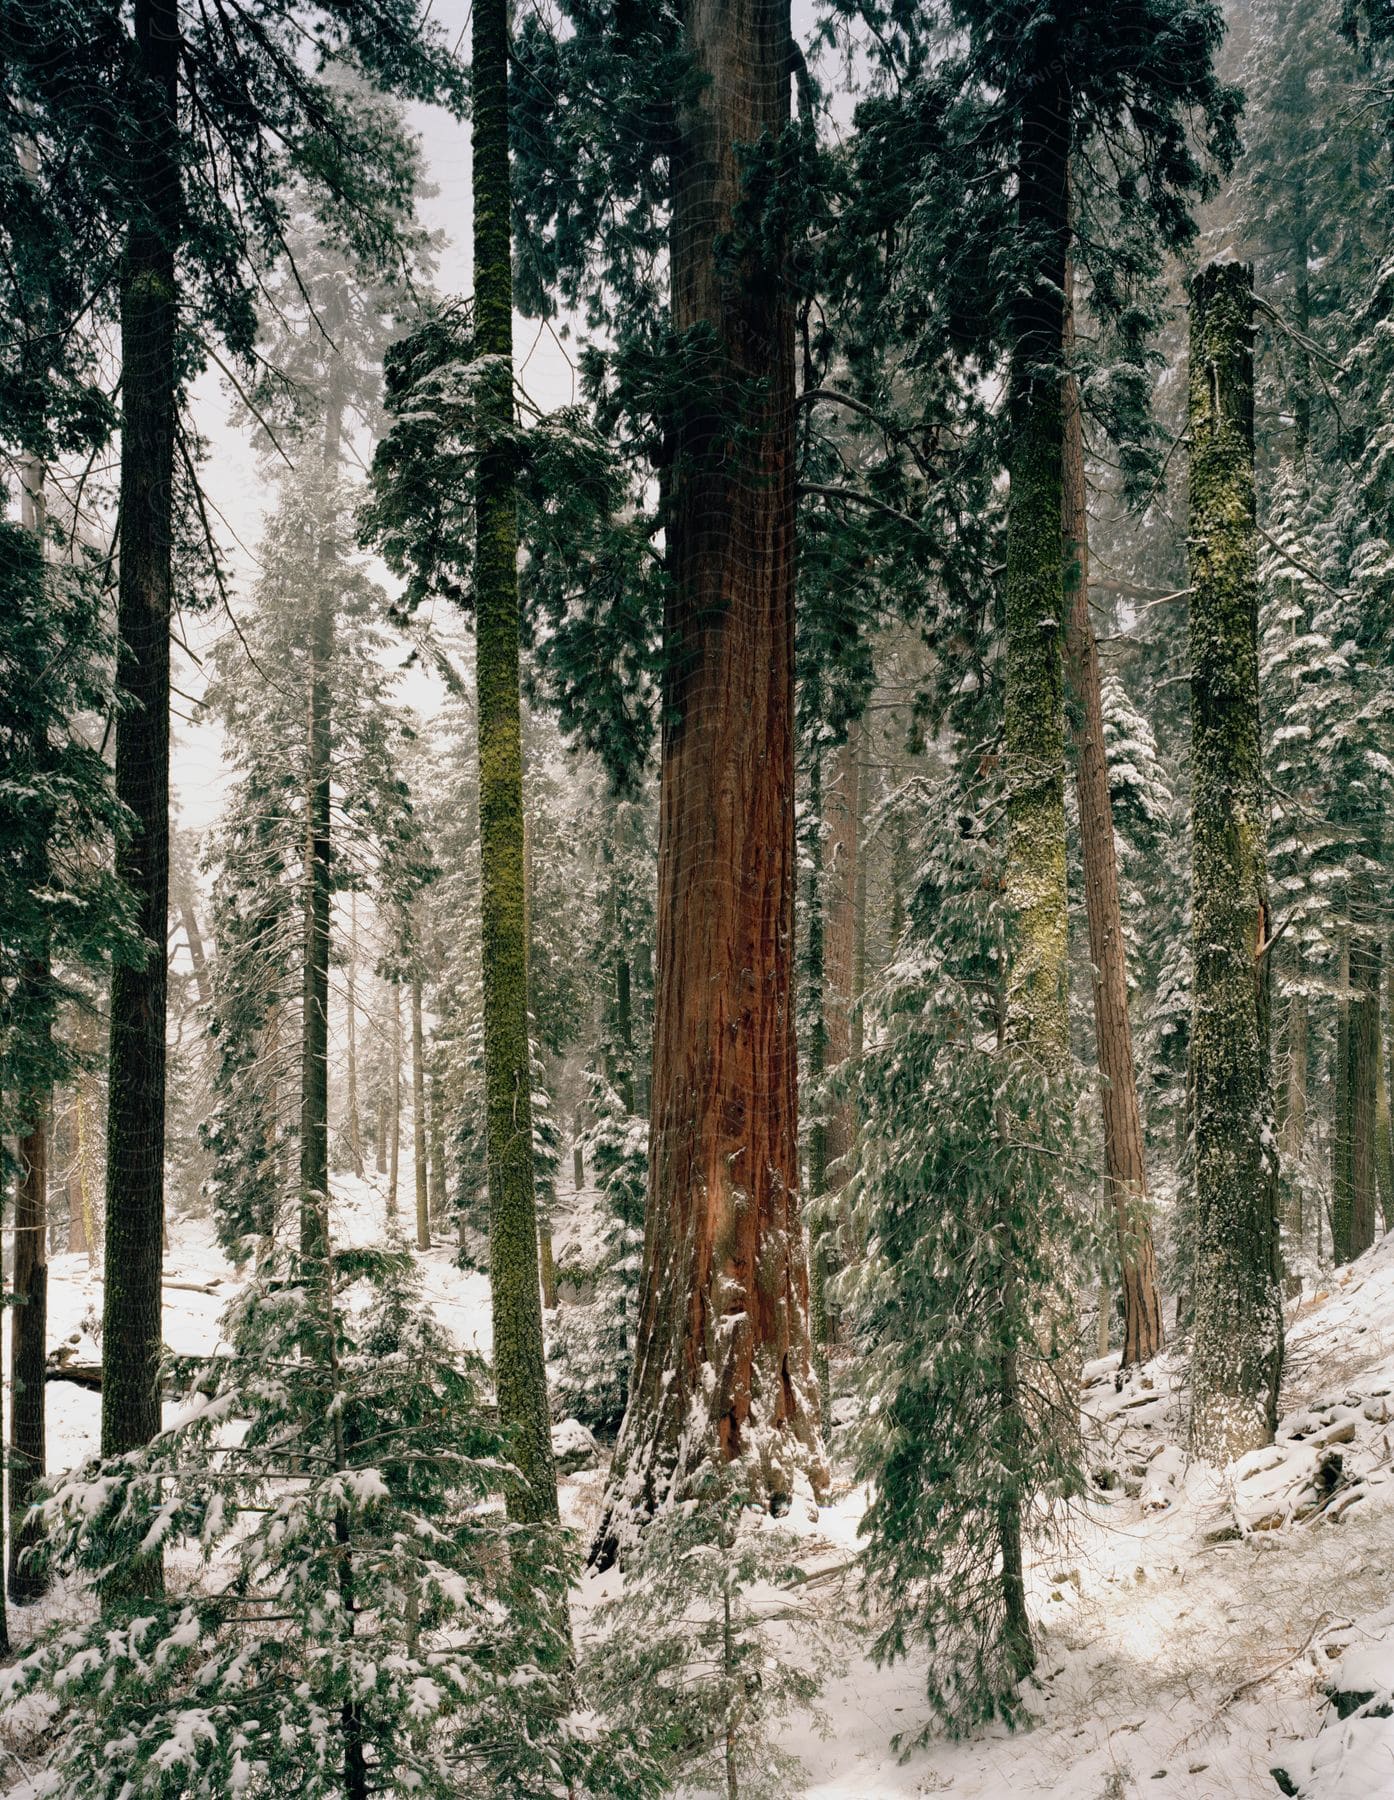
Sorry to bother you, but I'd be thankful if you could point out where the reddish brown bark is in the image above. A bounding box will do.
[10,1089,48,1602]
[1062,262,1164,1367]
[591,0,825,1562]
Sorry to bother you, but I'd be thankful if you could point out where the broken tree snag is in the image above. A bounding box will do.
[590,0,826,1567]
[1185,260,1284,1466]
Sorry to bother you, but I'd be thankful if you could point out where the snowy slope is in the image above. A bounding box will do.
[26,1193,1394,1799]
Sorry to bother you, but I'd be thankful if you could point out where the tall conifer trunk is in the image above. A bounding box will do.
[592,0,824,1563]
[11,466,49,1604]
[300,384,342,1264]
[102,0,178,1468]
[472,0,558,1525]
[999,54,1072,1683]
[1186,259,1284,1465]
[1061,258,1163,1367]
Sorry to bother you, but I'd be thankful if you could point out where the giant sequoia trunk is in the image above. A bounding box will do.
[472,0,557,1526]
[1062,262,1164,1368]
[592,0,825,1563]
[999,63,1072,1683]
[300,385,342,1265]
[1186,260,1284,1466]
[102,0,178,1469]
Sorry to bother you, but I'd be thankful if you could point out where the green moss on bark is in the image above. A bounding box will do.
[1186,259,1284,1466]
[472,0,558,1527]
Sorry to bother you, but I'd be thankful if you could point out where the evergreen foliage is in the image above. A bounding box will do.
[584,1466,841,1800]
[0,515,132,1149]
[549,1075,648,1434]
[201,451,430,1258]
[848,761,1086,1734]
[1,1248,627,1798]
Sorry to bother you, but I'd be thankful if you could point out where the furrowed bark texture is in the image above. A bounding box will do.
[1062,262,1163,1368]
[102,0,178,1467]
[998,63,1072,1684]
[300,386,341,1266]
[592,0,825,1563]
[1186,259,1284,1466]
[473,0,558,1526]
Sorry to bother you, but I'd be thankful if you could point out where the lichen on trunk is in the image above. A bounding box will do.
[472,0,559,1527]
[1185,259,1284,1467]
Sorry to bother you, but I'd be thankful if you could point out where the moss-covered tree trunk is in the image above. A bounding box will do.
[300,385,342,1266]
[998,62,1073,1685]
[472,0,558,1526]
[591,0,825,1564]
[1062,259,1163,1368]
[1186,259,1284,1466]
[102,0,178,1475]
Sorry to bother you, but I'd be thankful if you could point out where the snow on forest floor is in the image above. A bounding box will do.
[31,1180,1394,1799]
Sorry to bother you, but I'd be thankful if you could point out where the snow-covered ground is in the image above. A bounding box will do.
[30,1182,1394,1798]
